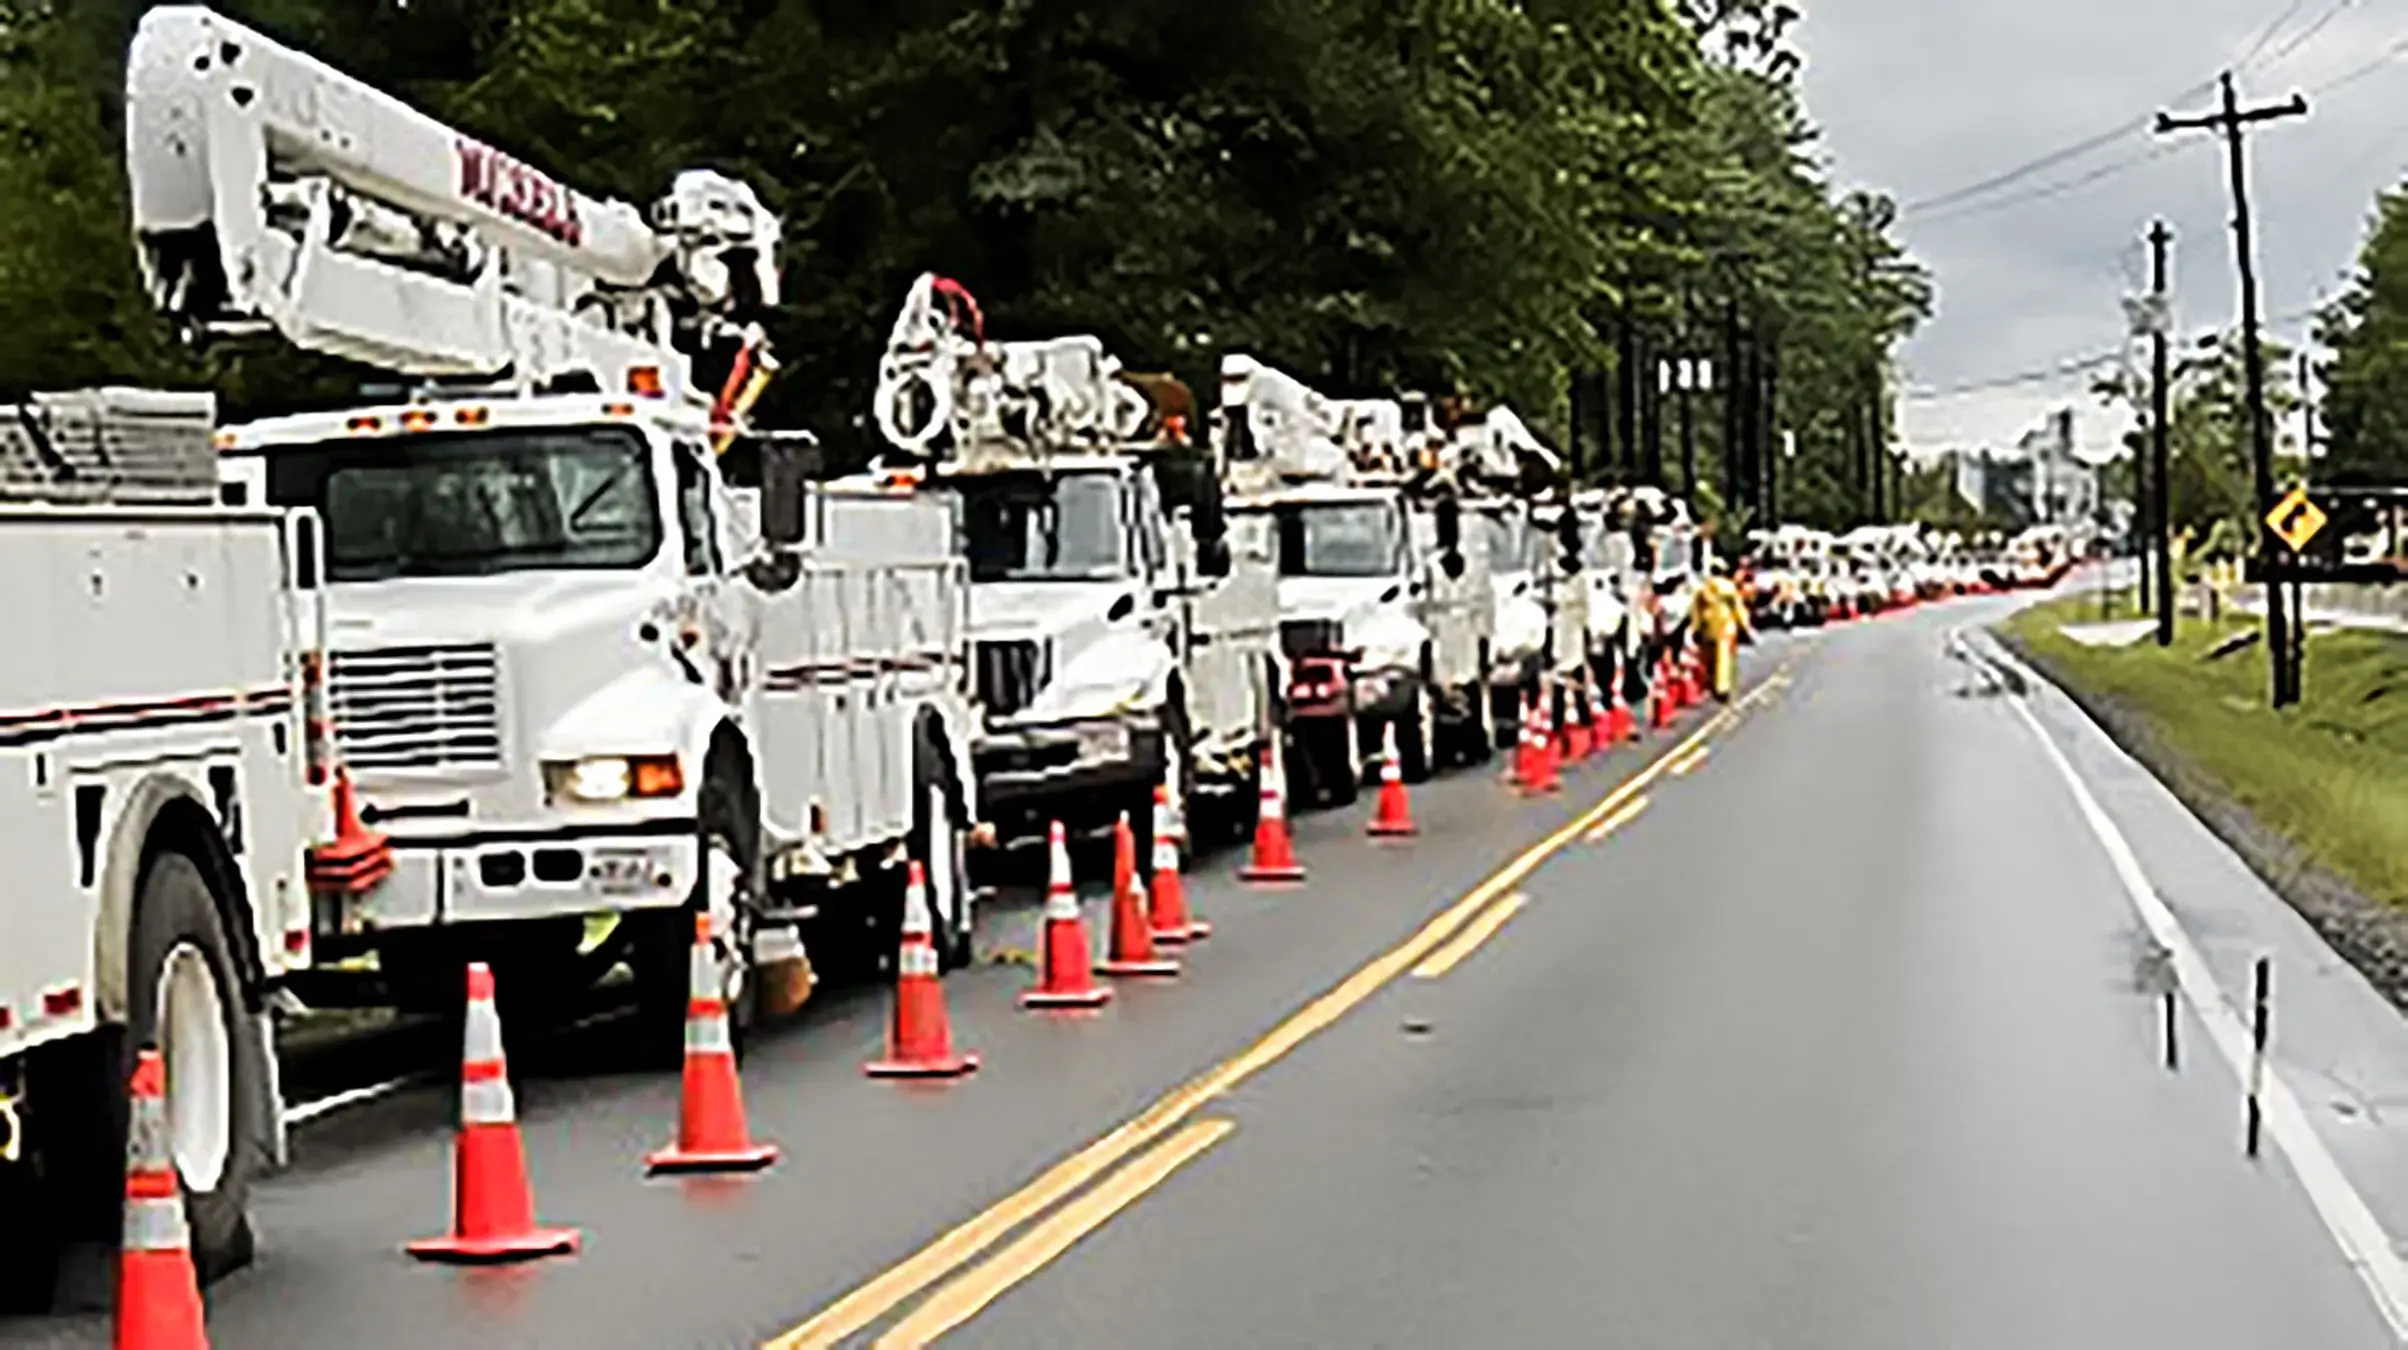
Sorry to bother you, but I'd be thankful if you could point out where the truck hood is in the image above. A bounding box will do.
[969,579,1172,724]
[1277,575,1426,671]
[321,572,698,807]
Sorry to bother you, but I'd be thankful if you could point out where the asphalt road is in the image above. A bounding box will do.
[7,601,2401,1348]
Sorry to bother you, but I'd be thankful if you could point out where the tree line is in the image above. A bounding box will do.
[0,0,1929,534]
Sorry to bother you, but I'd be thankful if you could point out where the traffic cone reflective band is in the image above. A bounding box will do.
[1367,720,1418,837]
[1507,689,1536,788]
[1649,658,1672,730]
[1563,678,1594,762]
[1148,785,1210,944]
[645,914,778,1173]
[305,766,394,897]
[1023,821,1115,1009]
[1521,686,1562,796]
[1607,672,1637,745]
[407,963,579,1262]
[867,861,979,1078]
[1238,739,1305,884]
[1099,812,1181,977]
[116,1049,206,1350]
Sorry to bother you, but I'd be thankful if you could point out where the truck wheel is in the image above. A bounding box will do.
[634,766,758,1069]
[910,745,973,974]
[125,849,268,1286]
[1397,681,1435,784]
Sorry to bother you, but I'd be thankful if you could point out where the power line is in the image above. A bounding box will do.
[1911,143,2196,227]
[2237,0,2315,69]
[2257,0,2359,70]
[1901,304,2323,403]
[1898,0,2343,220]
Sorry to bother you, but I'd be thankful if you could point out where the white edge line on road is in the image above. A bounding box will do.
[281,1074,417,1128]
[1979,632,2408,1343]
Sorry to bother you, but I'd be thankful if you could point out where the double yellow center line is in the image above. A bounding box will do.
[769,664,1796,1349]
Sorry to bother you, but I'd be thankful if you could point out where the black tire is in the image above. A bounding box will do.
[1396,679,1435,784]
[633,765,759,1069]
[909,730,974,974]
[123,850,268,1287]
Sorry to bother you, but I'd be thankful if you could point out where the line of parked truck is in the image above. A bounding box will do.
[0,6,1727,1314]
[1739,522,2079,630]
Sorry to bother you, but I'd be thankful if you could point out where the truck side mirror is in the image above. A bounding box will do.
[1434,495,1465,579]
[739,433,819,547]
[1155,455,1231,577]
[1556,510,1583,573]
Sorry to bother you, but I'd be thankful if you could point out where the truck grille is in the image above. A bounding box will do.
[1280,619,1346,657]
[973,640,1049,718]
[327,644,504,774]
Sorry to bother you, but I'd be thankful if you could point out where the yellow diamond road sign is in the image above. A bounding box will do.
[2267,485,2328,554]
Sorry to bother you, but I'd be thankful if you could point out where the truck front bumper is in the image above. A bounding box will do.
[975,716,1167,836]
[319,818,700,935]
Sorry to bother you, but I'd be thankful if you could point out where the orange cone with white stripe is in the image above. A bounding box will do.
[867,862,980,1078]
[115,1049,206,1350]
[1607,669,1637,745]
[1023,821,1115,1009]
[1562,676,1594,763]
[1521,682,1561,796]
[1099,811,1181,977]
[1367,720,1417,837]
[1238,737,1305,884]
[646,915,778,1172]
[1148,784,1210,944]
[407,964,579,1261]
[1507,689,1537,789]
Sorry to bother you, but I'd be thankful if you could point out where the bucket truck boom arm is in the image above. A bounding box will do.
[125,5,781,403]
[872,272,1153,466]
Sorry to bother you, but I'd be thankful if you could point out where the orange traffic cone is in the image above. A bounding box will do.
[1649,657,1673,731]
[116,1049,207,1350]
[646,914,778,1173]
[867,861,979,1078]
[1607,672,1637,744]
[1522,684,1562,796]
[305,766,394,898]
[1099,812,1182,977]
[1238,738,1306,884]
[1148,785,1210,944]
[1367,720,1418,838]
[1023,821,1115,1009]
[1562,677,1594,763]
[407,964,579,1262]
[1506,689,1536,789]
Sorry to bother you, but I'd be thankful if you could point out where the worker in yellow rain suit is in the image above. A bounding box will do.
[1690,560,1751,702]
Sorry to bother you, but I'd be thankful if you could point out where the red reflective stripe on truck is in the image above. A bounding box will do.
[0,686,291,748]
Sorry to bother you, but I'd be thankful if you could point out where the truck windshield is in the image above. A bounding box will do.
[957,470,1129,582]
[1480,512,1534,573]
[256,426,661,582]
[1270,500,1405,578]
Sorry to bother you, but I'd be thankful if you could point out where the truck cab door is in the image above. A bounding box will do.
[674,441,751,712]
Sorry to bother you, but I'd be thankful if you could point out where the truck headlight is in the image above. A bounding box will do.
[545,754,684,804]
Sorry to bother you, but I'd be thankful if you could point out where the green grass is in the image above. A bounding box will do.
[2001,595,2408,908]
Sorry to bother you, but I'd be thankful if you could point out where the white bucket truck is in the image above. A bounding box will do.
[125,6,980,1063]
[1449,406,1587,741]
[866,274,1278,848]
[1216,358,1496,804]
[0,388,355,1309]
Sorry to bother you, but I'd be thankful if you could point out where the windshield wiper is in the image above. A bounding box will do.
[568,465,635,530]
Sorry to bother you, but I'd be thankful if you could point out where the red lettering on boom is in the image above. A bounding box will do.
[452,138,585,250]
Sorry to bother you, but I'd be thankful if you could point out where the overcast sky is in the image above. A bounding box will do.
[1796,0,2408,461]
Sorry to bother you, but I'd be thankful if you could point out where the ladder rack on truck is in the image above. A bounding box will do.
[0,386,358,1313]
[126,6,980,1087]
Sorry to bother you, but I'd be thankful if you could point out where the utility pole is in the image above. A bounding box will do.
[1721,294,1743,512]
[2157,73,2308,707]
[1677,286,1699,498]
[1764,339,1782,524]
[1617,313,1639,485]
[1640,326,1664,487]
[2149,219,2175,648]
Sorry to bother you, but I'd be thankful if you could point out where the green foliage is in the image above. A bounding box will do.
[2096,330,2295,551]
[2319,182,2408,485]
[0,0,1925,477]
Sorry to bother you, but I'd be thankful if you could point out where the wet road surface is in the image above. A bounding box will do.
[6,602,2401,1348]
